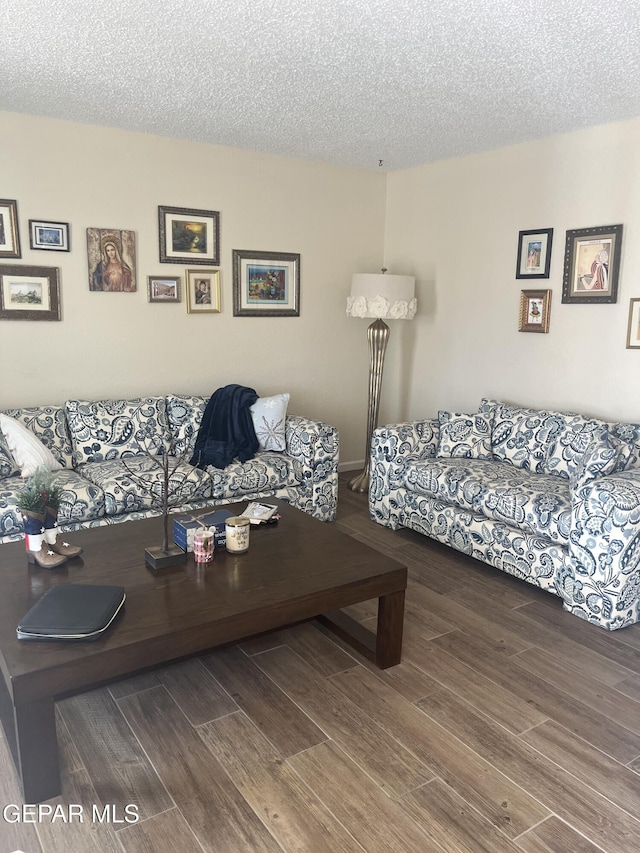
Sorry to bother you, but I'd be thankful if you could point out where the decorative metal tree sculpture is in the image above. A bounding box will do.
[120,437,198,569]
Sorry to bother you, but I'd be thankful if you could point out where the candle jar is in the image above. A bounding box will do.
[193,529,214,563]
[225,516,250,553]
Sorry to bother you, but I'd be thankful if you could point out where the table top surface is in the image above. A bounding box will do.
[0,501,406,699]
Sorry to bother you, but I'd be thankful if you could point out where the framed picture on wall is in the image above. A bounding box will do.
[627,299,640,349]
[158,206,220,265]
[29,219,70,252]
[147,276,181,303]
[0,264,60,321]
[186,269,220,313]
[519,289,551,333]
[562,224,623,304]
[0,200,21,259]
[515,228,553,279]
[86,228,137,292]
[232,249,300,317]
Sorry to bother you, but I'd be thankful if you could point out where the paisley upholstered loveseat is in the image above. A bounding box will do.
[0,394,338,544]
[369,399,640,631]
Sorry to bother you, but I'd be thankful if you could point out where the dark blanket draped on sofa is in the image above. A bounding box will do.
[190,384,259,469]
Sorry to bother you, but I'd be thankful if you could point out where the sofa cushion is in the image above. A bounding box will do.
[166,394,208,456]
[437,411,493,459]
[569,434,636,491]
[66,397,170,465]
[250,393,290,452]
[544,416,608,479]
[404,457,571,545]
[481,399,567,473]
[206,451,304,501]
[2,405,73,468]
[0,413,63,477]
[0,468,105,541]
[79,456,212,516]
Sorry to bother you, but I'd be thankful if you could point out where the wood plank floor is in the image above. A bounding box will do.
[3,472,640,852]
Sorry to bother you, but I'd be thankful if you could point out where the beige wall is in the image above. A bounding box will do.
[4,112,639,473]
[0,112,386,465]
[383,119,640,425]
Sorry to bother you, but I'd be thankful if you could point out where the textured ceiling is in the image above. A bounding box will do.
[2,0,640,171]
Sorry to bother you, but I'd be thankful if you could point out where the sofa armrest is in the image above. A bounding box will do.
[369,419,439,528]
[285,415,339,521]
[566,468,640,629]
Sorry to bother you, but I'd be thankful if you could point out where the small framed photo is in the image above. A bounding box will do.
[519,289,551,333]
[626,299,640,349]
[515,228,553,279]
[0,265,60,321]
[29,220,70,252]
[232,249,300,317]
[0,200,21,258]
[186,269,220,313]
[147,276,181,303]
[158,205,220,265]
[562,224,623,304]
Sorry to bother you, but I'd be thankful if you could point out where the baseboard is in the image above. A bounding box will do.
[338,460,364,473]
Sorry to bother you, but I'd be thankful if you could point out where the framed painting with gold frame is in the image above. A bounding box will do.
[186,269,220,313]
[519,289,551,333]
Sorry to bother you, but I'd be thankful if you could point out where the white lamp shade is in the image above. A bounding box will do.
[347,273,417,320]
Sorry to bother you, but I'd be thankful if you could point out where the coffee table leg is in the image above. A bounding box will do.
[375,589,405,668]
[14,698,61,803]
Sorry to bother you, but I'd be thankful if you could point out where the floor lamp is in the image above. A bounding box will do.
[346,269,417,493]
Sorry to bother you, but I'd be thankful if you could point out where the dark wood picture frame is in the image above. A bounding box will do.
[158,205,220,266]
[29,219,70,252]
[232,249,300,317]
[0,264,60,320]
[0,199,21,259]
[562,224,623,304]
[516,228,553,279]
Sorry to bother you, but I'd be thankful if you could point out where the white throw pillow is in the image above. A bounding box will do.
[0,413,63,478]
[250,394,290,451]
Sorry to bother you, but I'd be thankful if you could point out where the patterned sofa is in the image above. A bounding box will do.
[369,399,640,631]
[0,394,339,544]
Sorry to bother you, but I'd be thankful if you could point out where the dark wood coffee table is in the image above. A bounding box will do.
[0,501,406,803]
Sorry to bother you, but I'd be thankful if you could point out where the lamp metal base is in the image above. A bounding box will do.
[347,470,370,493]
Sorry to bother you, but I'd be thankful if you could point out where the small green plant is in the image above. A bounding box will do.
[15,466,62,513]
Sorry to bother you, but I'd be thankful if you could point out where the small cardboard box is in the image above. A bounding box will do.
[173,509,232,552]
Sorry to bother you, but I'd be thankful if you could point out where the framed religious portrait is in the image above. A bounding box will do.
[515,228,553,279]
[86,228,137,292]
[562,224,623,304]
[519,289,551,333]
[232,249,300,317]
[147,276,181,303]
[0,265,60,321]
[29,219,70,252]
[186,269,220,313]
[0,200,21,259]
[158,205,220,265]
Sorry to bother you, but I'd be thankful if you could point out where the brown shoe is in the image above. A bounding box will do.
[49,536,83,558]
[43,504,83,558]
[27,542,67,569]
